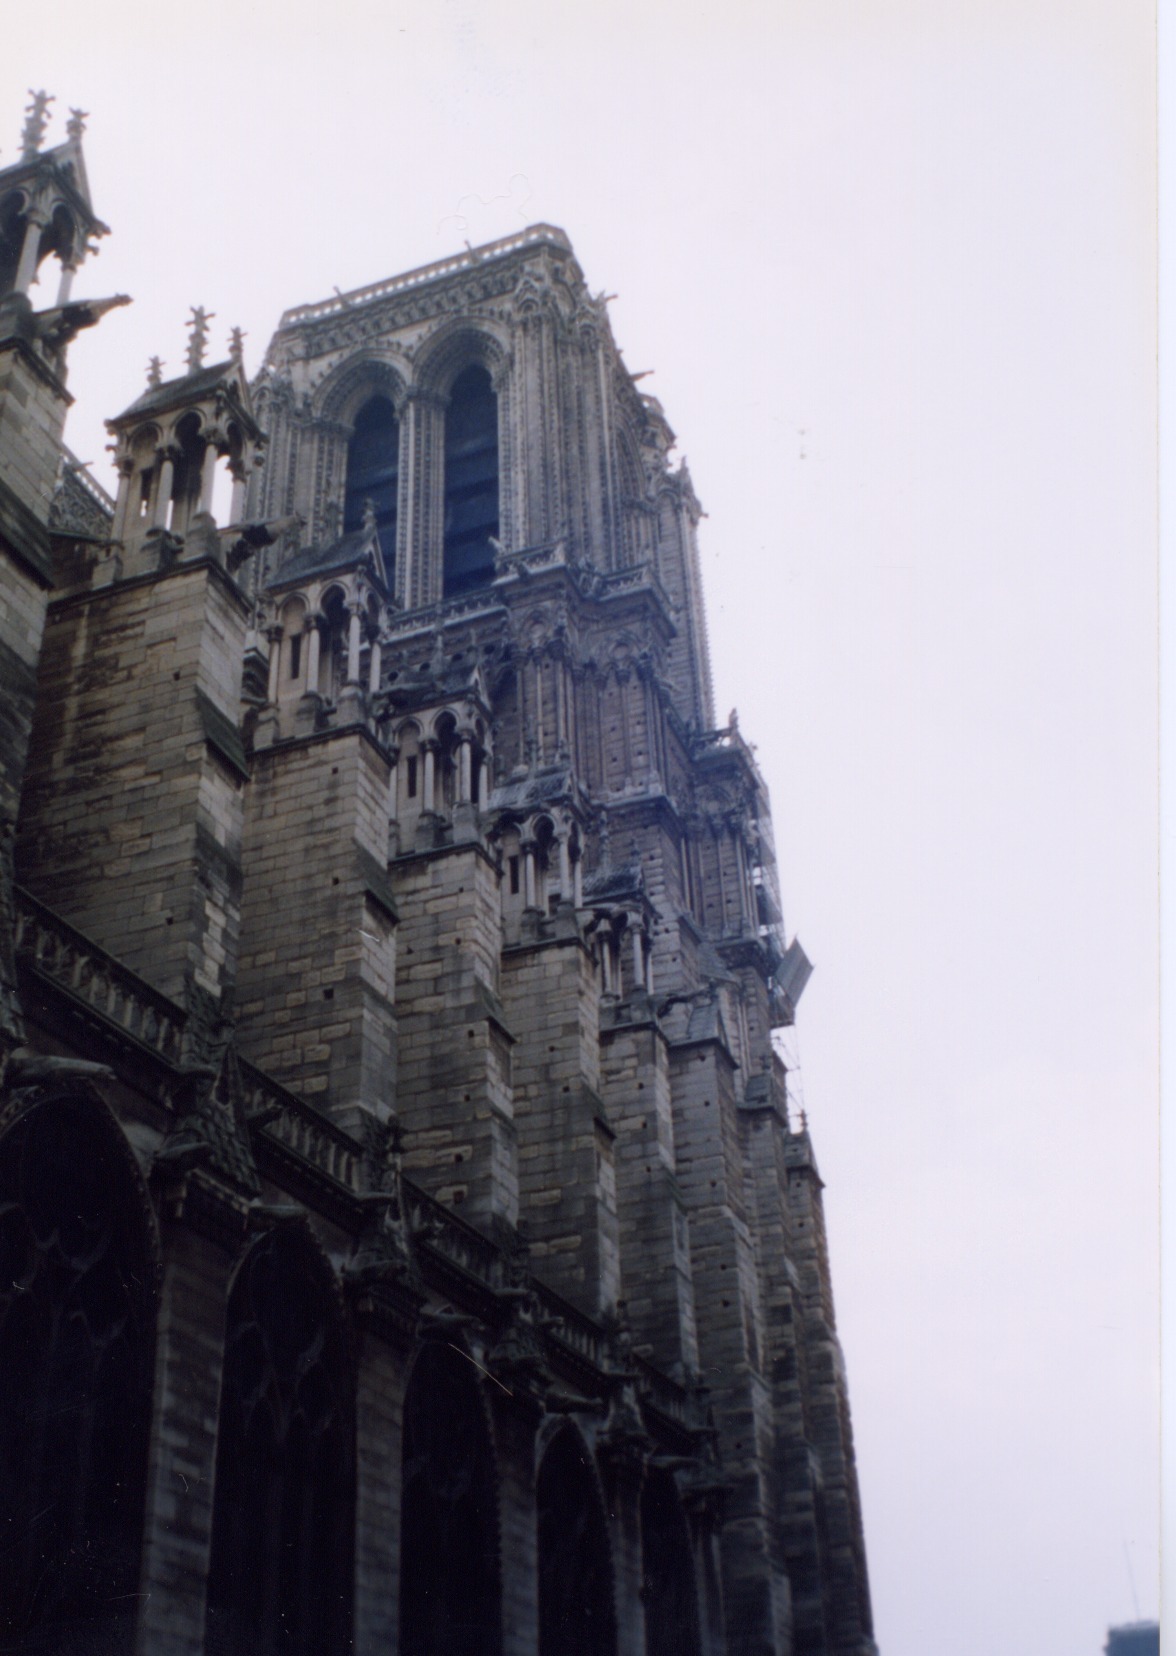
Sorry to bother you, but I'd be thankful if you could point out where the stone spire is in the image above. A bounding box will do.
[185,306,214,374]
[65,108,88,142]
[147,356,163,389]
[20,91,53,159]
[228,326,245,364]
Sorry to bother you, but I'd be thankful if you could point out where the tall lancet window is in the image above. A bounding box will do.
[443,365,499,597]
[344,395,399,544]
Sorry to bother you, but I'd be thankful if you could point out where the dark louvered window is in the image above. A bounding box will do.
[443,365,499,597]
[344,395,399,544]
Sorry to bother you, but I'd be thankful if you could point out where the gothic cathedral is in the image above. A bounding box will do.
[0,100,875,1656]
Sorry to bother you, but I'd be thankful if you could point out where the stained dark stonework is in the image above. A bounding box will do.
[0,101,876,1656]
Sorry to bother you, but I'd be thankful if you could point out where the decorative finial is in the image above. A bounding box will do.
[228,326,245,363]
[185,306,214,374]
[361,497,377,535]
[66,108,89,142]
[21,91,54,159]
[147,356,163,389]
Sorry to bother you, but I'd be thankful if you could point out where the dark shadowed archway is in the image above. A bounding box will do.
[641,1468,702,1656]
[205,1226,355,1656]
[537,1427,617,1656]
[0,1086,157,1655]
[399,1339,503,1656]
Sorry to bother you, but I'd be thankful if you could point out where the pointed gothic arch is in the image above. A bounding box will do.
[537,1425,617,1656]
[399,1336,503,1656]
[205,1224,355,1656]
[0,1083,159,1654]
[640,1469,702,1656]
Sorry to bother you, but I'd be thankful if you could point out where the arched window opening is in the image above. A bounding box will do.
[640,1471,701,1656]
[169,412,205,535]
[533,816,555,913]
[344,395,399,544]
[321,586,349,703]
[205,1228,354,1656]
[400,1342,502,1656]
[443,365,499,598]
[0,1089,156,1654]
[537,1429,616,1656]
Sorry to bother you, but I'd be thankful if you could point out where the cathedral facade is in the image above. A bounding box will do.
[0,101,876,1656]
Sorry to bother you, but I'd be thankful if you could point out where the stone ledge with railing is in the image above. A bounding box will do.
[12,883,692,1433]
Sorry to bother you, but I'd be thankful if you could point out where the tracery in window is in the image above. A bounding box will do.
[537,1427,616,1656]
[399,1341,502,1656]
[443,365,499,598]
[205,1227,354,1656]
[0,1088,156,1655]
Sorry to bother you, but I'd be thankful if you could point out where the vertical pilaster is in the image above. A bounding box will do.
[135,1222,233,1656]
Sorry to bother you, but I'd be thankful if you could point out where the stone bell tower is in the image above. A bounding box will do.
[248,226,877,1655]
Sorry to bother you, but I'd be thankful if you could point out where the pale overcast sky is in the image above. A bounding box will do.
[2,3,1159,1651]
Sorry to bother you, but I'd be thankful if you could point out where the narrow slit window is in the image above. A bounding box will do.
[406,755,418,799]
[508,855,520,896]
[289,633,302,679]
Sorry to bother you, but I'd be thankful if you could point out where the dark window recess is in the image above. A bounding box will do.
[640,1471,702,1656]
[400,1343,502,1656]
[443,365,499,598]
[0,1089,156,1655]
[509,855,520,895]
[406,755,418,799]
[206,1229,355,1656]
[289,632,302,679]
[344,395,399,546]
[537,1428,617,1656]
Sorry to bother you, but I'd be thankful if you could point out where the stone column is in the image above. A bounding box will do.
[558,833,571,902]
[152,450,176,530]
[305,617,322,696]
[522,842,537,910]
[134,1221,233,1656]
[199,439,219,517]
[347,605,363,684]
[229,472,246,525]
[55,258,77,306]
[368,635,382,695]
[112,456,136,542]
[13,208,47,295]
[631,925,644,996]
[422,742,436,813]
[266,627,283,703]
[458,737,472,804]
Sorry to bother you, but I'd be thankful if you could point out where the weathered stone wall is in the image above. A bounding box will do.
[390,840,518,1224]
[17,558,249,1006]
[501,926,619,1313]
[236,726,396,1135]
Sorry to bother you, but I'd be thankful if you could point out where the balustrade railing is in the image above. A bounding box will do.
[14,887,184,1062]
[236,1057,362,1193]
